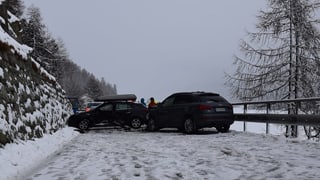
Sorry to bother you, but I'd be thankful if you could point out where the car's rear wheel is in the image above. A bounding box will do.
[78,119,89,130]
[147,117,157,131]
[184,118,196,134]
[130,118,142,129]
[216,125,230,133]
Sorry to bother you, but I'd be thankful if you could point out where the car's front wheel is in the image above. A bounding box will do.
[184,118,196,134]
[130,118,142,129]
[78,119,89,130]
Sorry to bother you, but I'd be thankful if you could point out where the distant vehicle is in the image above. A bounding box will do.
[67,94,148,130]
[146,92,234,134]
[85,102,103,112]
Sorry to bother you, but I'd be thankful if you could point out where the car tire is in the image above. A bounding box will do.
[78,119,89,130]
[216,125,230,133]
[184,118,196,134]
[130,118,142,129]
[147,117,157,132]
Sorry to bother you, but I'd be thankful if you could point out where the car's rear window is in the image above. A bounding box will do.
[199,94,228,103]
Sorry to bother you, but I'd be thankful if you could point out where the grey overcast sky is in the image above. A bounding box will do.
[23,0,266,102]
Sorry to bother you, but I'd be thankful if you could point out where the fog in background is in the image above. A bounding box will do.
[23,0,266,102]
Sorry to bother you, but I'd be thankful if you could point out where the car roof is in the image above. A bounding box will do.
[171,92,220,96]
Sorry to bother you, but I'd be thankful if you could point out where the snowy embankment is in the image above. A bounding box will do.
[0,4,72,146]
[0,127,79,180]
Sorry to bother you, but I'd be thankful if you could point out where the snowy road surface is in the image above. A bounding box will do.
[24,127,320,180]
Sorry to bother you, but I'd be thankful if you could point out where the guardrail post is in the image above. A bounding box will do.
[266,103,270,134]
[285,102,298,138]
[243,104,247,132]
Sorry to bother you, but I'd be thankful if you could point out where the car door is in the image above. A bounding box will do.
[154,96,175,127]
[114,102,132,125]
[156,96,188,127]
[92,103,115,124]
[168,95,194,127]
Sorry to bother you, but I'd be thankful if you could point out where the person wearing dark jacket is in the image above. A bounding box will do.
[140,98,146,107]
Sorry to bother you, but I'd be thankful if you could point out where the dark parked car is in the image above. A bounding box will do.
[146,92,234,133]
[67,101,148,130]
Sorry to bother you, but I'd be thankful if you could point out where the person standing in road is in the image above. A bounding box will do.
[148,97,157,108]
[140,98,146,107]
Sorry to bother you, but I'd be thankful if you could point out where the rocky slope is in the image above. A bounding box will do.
[0,2,72,146]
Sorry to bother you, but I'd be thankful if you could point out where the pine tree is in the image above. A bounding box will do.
[59,60,83,97]
[100,77,117,96]
[85,75,103,100]
[20,5,47,65]
[227,0,320,102]
[5,0,24,18]
[21,5,68,80]
[20,4,117,100]
[226,0,320,137]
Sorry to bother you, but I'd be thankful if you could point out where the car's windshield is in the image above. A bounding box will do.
[162,97,174,107]
[88,102,102,107]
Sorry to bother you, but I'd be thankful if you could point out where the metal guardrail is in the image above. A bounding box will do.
[234,114,320,126]
[231,97,320,137]
[232,97,320,106]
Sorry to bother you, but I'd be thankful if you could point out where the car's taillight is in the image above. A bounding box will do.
[198,104,212,110]
[85,108,90,112]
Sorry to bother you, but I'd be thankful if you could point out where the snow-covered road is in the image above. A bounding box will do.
[24,127,320,180]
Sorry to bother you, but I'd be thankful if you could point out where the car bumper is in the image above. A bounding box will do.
[195,114,234,128]
[67,118,79,128]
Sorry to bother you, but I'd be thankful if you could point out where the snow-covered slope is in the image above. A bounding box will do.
[0,127,79,180]
[0,2,72,146]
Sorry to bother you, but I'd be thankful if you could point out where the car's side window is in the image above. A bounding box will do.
[174,95,194,104]
[162,97,175,107]
[116,103,131,110]
[99,104,113,111]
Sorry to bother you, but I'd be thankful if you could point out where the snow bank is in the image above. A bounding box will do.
[0,127,79,180]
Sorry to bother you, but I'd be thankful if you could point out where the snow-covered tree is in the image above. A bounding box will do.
[227,0,320,102]
[226,0,320,137]
[85,75,103,100]
[5,0,24,18]
[100,77,117,96]
[21,5,47,65]
[20,4,117,100]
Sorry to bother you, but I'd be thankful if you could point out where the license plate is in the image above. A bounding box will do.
[216,108,226,112]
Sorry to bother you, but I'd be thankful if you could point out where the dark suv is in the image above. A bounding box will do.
[146,92,234,133]
[67,101,148,130]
